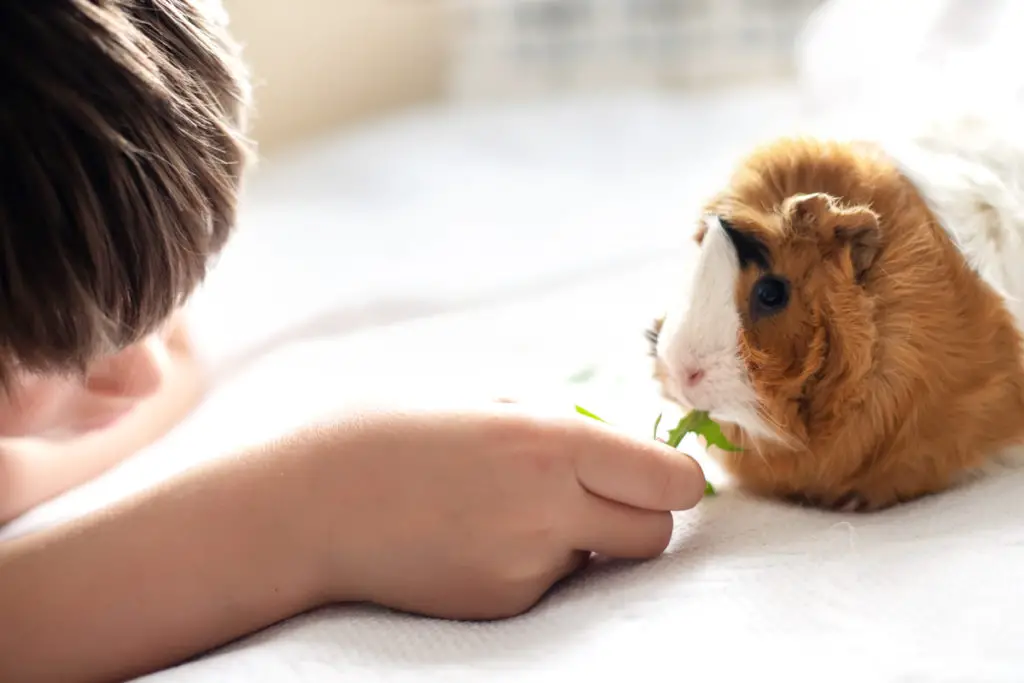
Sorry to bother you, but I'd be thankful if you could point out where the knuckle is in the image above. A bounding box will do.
[496,558,554,598]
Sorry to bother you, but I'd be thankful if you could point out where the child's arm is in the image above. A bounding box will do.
[0,409,706,683]
[0,429,328,683]
[0,315,209,524]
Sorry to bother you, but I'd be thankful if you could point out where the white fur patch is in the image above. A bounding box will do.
[657,216,773,440]
[878,113,1024,332]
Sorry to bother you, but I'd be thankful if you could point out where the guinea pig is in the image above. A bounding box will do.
[649,122,1024,512]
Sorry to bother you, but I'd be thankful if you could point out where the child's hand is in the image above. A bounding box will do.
[0,405,705,682]
[306,406,706,620]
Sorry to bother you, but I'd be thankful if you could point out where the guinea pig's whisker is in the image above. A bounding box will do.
[644,320,662,356]
[742,427,777,476]
[755,403,802,452]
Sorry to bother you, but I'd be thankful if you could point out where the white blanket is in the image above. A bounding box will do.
[4,85,1023,682]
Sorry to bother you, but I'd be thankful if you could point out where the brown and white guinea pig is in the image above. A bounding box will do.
[649,117,1024,513]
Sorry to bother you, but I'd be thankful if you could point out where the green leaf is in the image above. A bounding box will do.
[574,405,606,423]
[665,410,703,448]
[567,366,598,384]
[578,405,732,496]
[695,415,744,453]
[665,410,742,453]
[663,410,742,497]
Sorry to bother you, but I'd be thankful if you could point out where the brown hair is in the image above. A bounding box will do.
[667,137,1024,511]
[0,0,253,385]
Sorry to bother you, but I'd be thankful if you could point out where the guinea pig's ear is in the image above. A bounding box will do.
[783,193,881,283]
[833,216,881,283]
[783,192,835,233]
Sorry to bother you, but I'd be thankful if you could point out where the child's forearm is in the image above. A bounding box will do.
[0,438,331,683]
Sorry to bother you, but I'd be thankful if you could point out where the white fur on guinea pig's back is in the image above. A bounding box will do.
[877,110,1024,331]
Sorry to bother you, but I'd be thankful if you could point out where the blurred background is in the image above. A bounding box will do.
[190,0,1024,408]
[219,0,1024,155]
[16,0,1024,535]
[221,0,822,153]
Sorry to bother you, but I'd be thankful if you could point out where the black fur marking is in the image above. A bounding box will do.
[719,218,771,271]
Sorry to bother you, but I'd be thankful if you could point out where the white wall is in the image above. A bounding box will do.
[222,0,451,153]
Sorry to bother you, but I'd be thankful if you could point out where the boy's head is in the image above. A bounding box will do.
[0,1,252,437]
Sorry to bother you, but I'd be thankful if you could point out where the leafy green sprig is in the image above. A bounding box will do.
[574,405,741,495]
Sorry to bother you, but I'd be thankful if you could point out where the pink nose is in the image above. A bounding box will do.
[683,367,705,387]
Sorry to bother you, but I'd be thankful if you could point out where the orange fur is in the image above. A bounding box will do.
[661,137,1024,512]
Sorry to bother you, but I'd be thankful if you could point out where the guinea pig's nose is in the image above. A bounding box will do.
[682,367,705,387]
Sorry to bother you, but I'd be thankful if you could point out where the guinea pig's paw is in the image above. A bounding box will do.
[828,491,873,513]
[825,489,901,513]
[785,490,886,514]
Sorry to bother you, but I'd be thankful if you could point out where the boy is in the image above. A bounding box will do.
[0,2,708,682]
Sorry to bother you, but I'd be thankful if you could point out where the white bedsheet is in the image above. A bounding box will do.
[4,84,1023,681]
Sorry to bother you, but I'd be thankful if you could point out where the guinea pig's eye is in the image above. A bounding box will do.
[750,275,790,320]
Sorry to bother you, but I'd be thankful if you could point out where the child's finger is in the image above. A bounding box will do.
[571,424,706,512]
[570,494,675,559]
